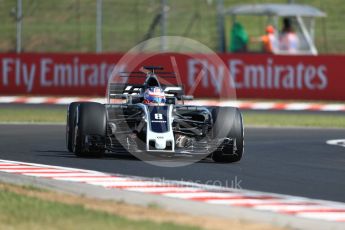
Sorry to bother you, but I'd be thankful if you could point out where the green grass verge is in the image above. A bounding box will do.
[0,108,66,123]
[0,188,200,230]
[243,111,345,128]
[0,107,344,128]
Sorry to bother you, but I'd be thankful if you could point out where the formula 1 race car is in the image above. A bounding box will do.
[66,66,244,163]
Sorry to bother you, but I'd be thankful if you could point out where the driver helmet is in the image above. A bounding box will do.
[143,87,166,104]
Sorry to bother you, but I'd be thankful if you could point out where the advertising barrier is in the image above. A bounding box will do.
[0,53,344,100]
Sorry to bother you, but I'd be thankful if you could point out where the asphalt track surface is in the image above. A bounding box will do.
[1,124,345,203]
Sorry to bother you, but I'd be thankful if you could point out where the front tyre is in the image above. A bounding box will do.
[66,102,83,152]
[73,102,106,157]
[210,107,244,163]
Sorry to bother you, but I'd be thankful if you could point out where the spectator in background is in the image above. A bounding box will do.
[230,22,248,52]
[251,25,278,54]
[279,17,299,53]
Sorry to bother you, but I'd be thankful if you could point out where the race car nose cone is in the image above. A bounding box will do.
[155,139,166,150]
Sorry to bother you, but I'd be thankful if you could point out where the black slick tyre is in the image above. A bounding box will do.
[66,102,82,152]
[73,102,106,157]
[210,107,244,163]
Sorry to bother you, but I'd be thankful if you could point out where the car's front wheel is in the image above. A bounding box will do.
[210,107,244,163]
[73,102,107,157]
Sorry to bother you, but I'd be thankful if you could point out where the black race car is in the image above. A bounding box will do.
[66,66,244,163]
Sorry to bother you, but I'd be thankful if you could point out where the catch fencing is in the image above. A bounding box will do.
[0,0,343,54]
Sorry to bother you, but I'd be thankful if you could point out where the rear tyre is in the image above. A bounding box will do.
[210,107,244,163]
[73,102,107,157]
[66,102,82,152]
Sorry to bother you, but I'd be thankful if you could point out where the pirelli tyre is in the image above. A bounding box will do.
[66,102,83,152]
[210,107,244,163]
[72,102,107,157]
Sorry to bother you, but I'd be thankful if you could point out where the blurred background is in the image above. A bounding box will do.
[0,0,343,54]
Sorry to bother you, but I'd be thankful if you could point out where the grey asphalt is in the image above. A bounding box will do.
[0,124,345,202]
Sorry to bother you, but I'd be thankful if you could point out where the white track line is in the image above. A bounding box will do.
[326,139,345,148]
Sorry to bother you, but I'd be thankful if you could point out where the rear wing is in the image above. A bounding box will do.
[108,83,185,98]
[119,66,176,78]
[108,66,193,104]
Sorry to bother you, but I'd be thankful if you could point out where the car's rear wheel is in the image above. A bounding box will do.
[210,107,244,163]
[73,102,107,157]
